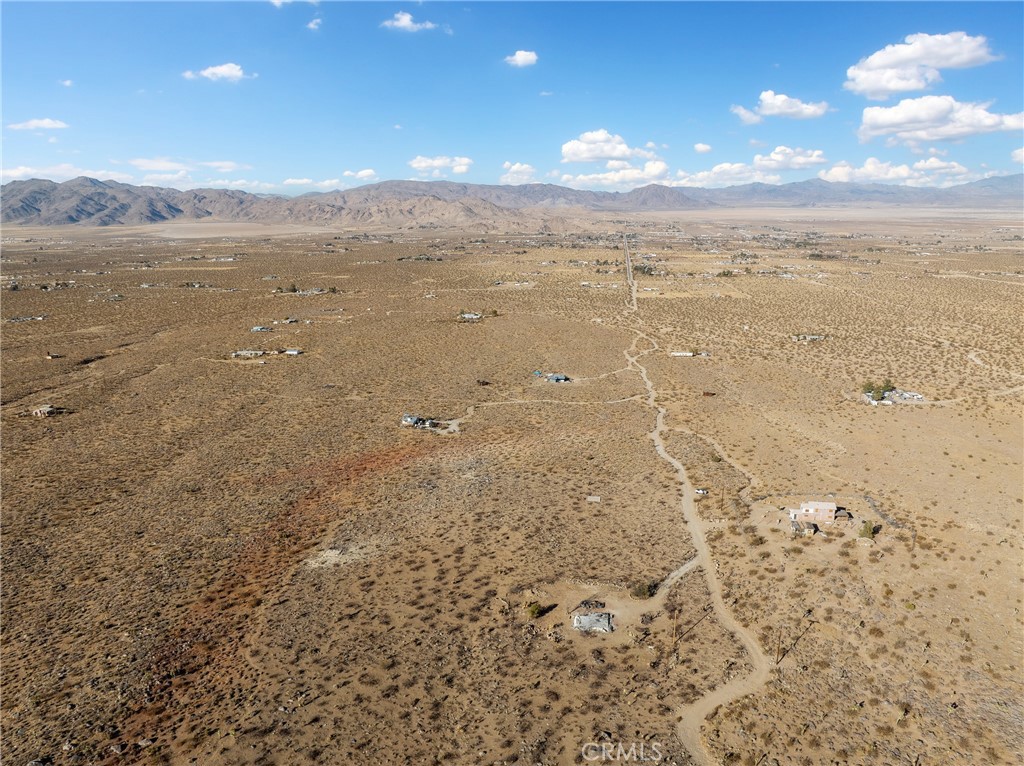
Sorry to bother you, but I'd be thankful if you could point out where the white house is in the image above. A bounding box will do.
[788,501,838,524]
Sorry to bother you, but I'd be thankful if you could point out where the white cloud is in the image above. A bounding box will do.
[540,91,554,97]
[858,95,1023,144]
[409,155,473,176]
[730,105,762,125]
[205,178,277,191]
[561,129,658,163]
[694,143,712,154]
[129,157,190,172]
[756,90,828,119]
[504,50,538,67]
[731,91,828,124]
[343,169,378,181]
[673,163,781,188]
[58,79,73,87]
[1013,148,1024,164]
[844,31,999,100]
[1,163,133,183]
[8,118,69,130]
[143,170,194,187]
[381,12,437,32]
[560,160,670,189]
[811,154,962,186]
[200,160,252,173]
[500,161,537,185]
[307,18,322,30]
[753,145,828,170]
[819,156,980,187]
[911,157,968,175]
[282,177,360,191]
[182,63,255,82]
[818,158,912,183]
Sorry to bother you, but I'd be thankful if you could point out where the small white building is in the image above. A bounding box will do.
[788,501,838,524]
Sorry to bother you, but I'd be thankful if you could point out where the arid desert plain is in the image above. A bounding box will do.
[2,208,1022,766]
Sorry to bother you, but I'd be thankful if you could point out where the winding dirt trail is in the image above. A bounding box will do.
[620,234,772,765]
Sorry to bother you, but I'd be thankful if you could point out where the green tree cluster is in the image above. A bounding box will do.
[861,377,895,401]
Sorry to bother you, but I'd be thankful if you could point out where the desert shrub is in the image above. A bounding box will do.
[629,580,659,599]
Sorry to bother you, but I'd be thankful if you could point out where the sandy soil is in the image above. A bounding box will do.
[2,210,1021,766]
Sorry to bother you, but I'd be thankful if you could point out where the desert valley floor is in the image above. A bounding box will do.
[2,208,1022,766]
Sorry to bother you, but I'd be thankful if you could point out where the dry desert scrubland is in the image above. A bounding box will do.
[2,208,1022,766]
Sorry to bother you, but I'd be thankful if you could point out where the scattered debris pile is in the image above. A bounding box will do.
[7,315,46,323]
[24,404,70,418]
[401,413,444,430]
[863,388,925,406]
[231,348,303,359]
[531,370,572,383]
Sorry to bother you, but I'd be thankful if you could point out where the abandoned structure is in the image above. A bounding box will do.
[570,599,614,633]
[791,520,819,537]
[401,414,442,430]
[788,501,839,524]
[572,612,614,633]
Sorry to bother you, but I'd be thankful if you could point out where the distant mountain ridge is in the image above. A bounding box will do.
[2,174,1020,227]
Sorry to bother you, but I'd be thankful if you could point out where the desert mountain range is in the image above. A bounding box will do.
[2,174,1021,228]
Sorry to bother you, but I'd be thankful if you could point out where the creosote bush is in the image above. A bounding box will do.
[629,580,659,600]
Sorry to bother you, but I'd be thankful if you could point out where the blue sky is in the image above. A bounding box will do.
[3,2,1022,193]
